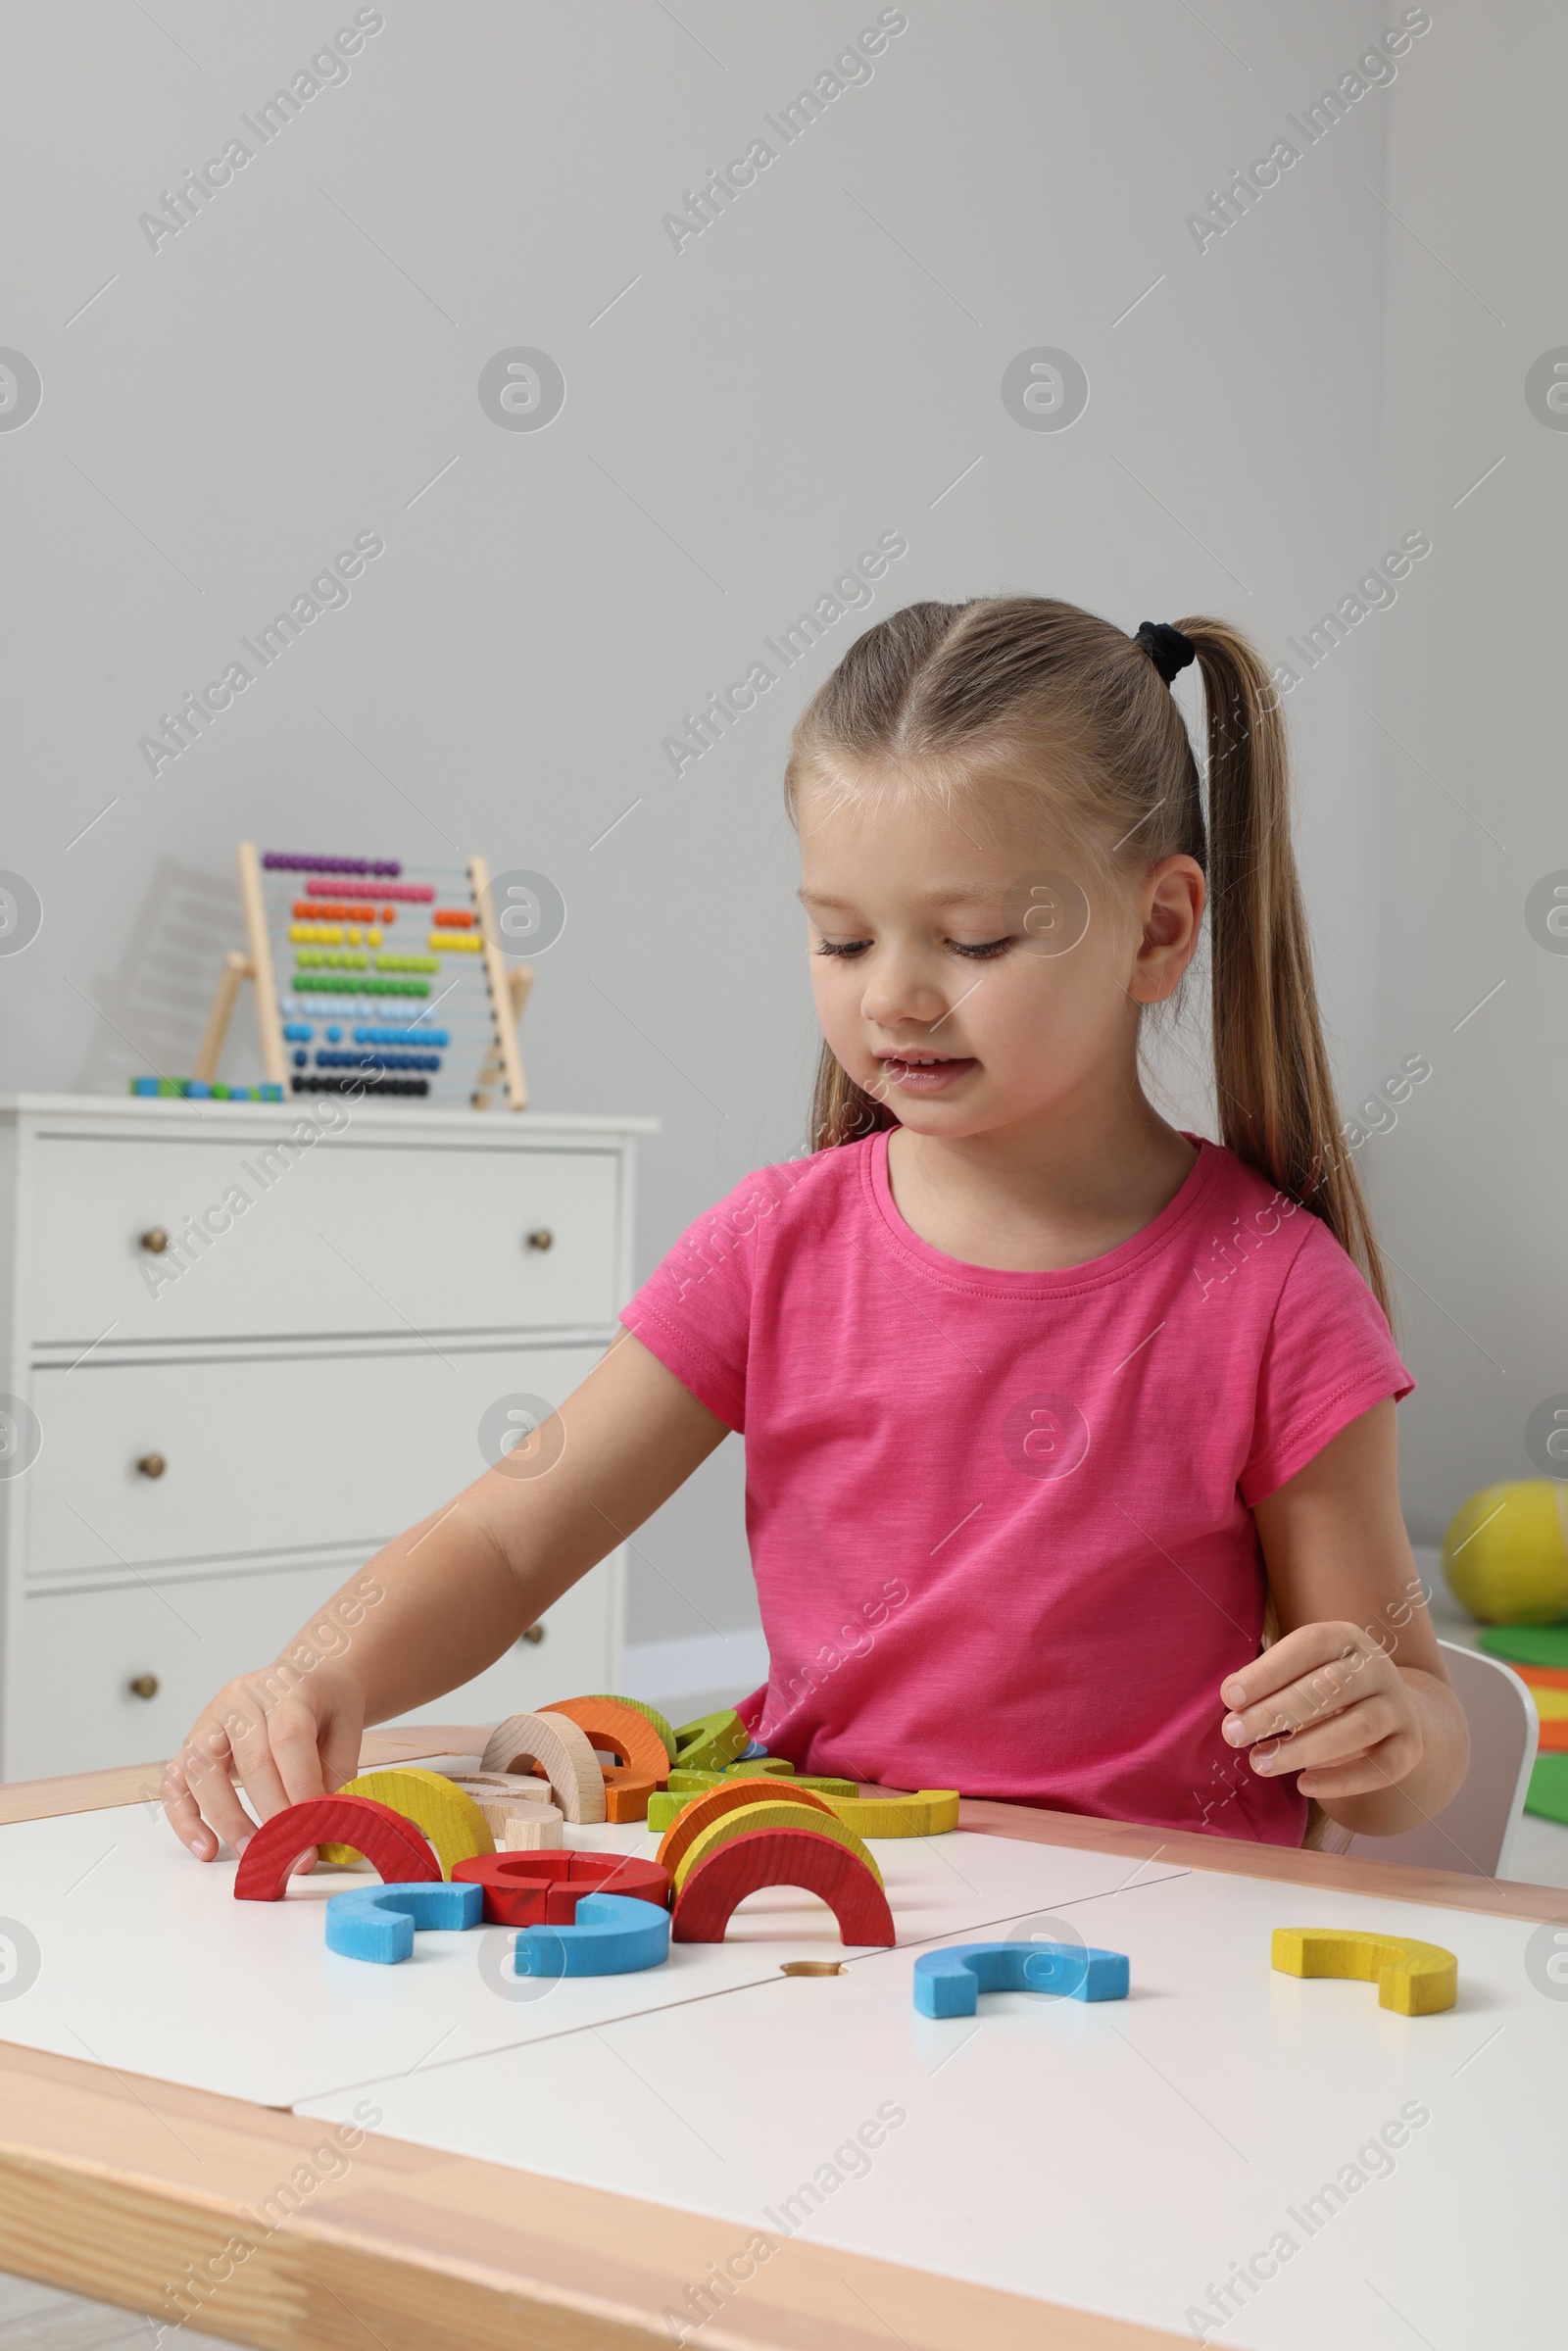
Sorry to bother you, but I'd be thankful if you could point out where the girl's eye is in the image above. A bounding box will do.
[950,937,1012,959]
[813,938,871,958]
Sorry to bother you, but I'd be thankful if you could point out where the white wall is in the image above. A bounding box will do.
[1370,4,1564,1544]
[0,2,1445,1641]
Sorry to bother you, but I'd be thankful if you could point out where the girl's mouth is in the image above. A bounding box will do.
[876,1053,979,1095]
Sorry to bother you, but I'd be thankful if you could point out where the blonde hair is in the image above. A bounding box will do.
[784,595,1389,1319]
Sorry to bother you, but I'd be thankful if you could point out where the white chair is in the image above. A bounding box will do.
[1325,1641,1538,1879]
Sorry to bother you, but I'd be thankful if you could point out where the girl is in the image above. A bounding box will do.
[165,598,1466,1860]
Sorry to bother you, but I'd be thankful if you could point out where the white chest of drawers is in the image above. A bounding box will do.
[0,1095,655,1781]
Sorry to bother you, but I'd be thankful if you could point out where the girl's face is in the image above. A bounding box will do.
[797,771,1203,1142]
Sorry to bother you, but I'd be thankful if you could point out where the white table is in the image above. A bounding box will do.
[0,1736,1561,2351]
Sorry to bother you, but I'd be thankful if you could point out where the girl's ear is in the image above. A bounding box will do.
[1128,856,1205,1004]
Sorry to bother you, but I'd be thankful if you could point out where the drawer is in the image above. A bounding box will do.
[27,1343,602,1577]
[10,1554,617,1780]
[27,1133,620,1344]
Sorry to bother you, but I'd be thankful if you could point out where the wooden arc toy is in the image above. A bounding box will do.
[442,1776,564,1849]
[479,1710,606,1823]
[1270,1929,1458,2016]
[325,1879,482,1965]
[820,1788,961,1838]
[913,1941,1130,2017]
[671,1828,895,1947]
[582,1693,678,1764]
[453,1850,670,1927]
[543,1697,670,1787]
[234,1795,440,1901]
[512,1892,670,1979]
[656,1781,838,1876]
[316,1768,494,1877]
[671,1708,750,1773]
[671,1800,884,1894]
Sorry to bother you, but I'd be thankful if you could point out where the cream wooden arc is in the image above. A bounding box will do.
[480,1708,606,1823]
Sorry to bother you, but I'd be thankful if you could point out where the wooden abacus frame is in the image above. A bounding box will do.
[194,842,532,1109]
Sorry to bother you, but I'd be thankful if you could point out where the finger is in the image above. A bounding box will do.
[1223,1649,1388,1746]
[1298,1736,1421,1800]
[215,1688,299,1832]
[161,1757,220,1862]
[269,1694,334,1808]
[1220,1623,1366,1713]
[1248,1697,1412,1777]
[177,1718,263,1856]
[318,1708,365,1802]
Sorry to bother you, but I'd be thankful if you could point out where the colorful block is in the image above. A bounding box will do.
[819,1788,961,1838]
[453,1849,670,1927]
[478,1711,606,1823]
[656,1782,839,1876]
[913,1941,1129,2017]
[673,1800,883,1893]
[542,1696,670,1786]
[512,1892,670,1978]
[671,1828,895,1948]
[317,1768,494,1878]
[1270,1929,1457,2016]
[672,1708,750,1773]
[325,1878,482,1964]
[234,1795,439,1900]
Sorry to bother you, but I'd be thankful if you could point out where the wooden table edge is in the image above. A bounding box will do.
[0,1735,1557,2350]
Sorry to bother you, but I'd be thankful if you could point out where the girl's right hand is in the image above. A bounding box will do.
[161,1661,367,1862]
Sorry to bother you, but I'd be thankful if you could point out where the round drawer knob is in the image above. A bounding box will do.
[520,1623,545,1645]
[128,1674,160,1700]
[139,1228,170,1254]
[136,1452,167,1480]
[524,1228,555,1252]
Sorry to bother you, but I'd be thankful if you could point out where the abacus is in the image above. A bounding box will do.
[183,841,531,1109]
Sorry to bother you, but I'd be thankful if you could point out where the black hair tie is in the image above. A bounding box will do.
[1135,620,1197,685]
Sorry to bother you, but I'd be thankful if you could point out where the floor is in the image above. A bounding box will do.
[7,1581,1562,2346]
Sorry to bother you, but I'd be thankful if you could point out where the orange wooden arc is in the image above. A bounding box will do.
[655,1779,836,1876]
[670,1826,895,1947]
[542,1697,670,1788]
[234,1795,440,1901]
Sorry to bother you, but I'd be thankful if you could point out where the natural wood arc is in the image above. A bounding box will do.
[480,1711,606,1823]
[0,2036,1188,2351]
[656,1780,837,1876]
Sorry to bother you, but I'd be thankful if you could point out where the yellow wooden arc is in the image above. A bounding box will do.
[818,1788,960,1838]
[1270,1928,1457,2016]
[672,1798,882,1893]
[318,1768,494,1880]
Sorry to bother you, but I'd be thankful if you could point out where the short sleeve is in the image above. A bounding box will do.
[620,1167,796,1432]
[1239,1217,1414,1507]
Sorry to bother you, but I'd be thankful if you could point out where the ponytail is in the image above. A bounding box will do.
[1179,615,1391,1320]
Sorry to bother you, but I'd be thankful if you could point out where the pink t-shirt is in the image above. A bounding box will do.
[621,1132,1412,1845]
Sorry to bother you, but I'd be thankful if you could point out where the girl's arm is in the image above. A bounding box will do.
[162,1331,729,1858]
[1224,1399,1469,1837]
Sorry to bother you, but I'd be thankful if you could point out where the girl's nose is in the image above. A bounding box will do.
[860,951,945,1030]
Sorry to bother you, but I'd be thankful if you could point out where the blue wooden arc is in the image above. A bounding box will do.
[913,1940,1130,2017]
[512,1892,670,1979]
[325,1879,483,1965]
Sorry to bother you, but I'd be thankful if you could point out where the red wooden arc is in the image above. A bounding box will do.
[452,1849,670,1927]
[670,1827,895,1947]
[233,1794,440,1902]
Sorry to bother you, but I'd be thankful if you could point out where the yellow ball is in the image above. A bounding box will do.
[1443,1481,1568,1624]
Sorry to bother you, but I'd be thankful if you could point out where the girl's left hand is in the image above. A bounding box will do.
[1218,1621,1424,1799]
